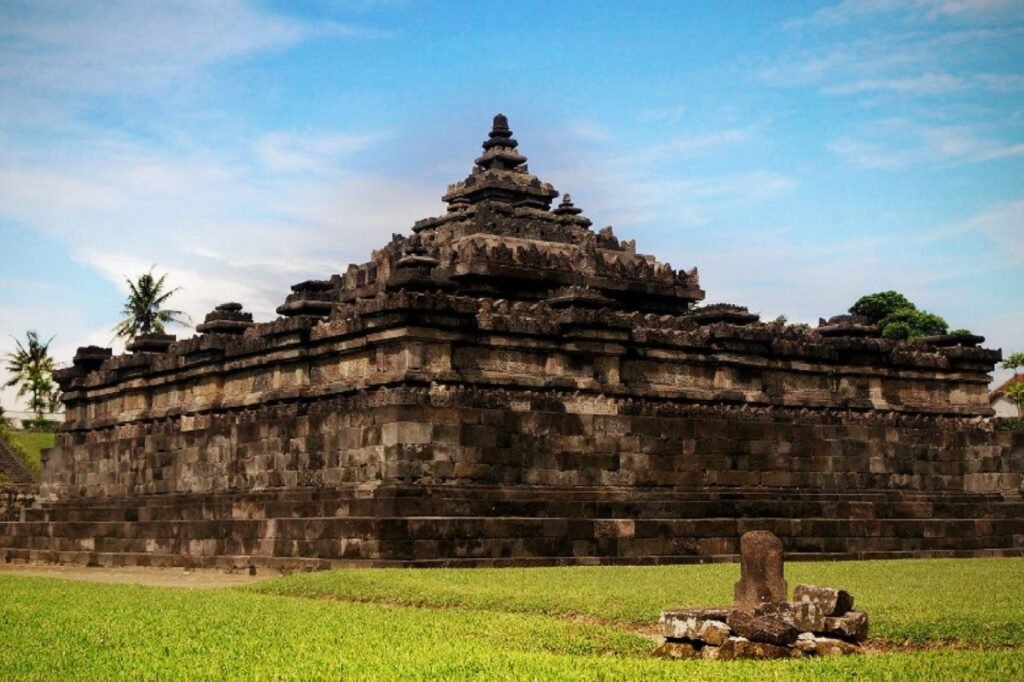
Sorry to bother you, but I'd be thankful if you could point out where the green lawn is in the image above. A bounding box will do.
[2,558,1023,680]
[4,430,54,475]
[252,557,1024,646]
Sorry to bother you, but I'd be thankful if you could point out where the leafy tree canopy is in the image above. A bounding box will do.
[1002,352,1024,373]
[1004,381,1024,418]
[849,291,952,340]
[849,291,914,324]
[878,307,949,340]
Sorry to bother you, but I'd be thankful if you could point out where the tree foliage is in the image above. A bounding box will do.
[1004,382,1024,419]
[849,291,915,324]
[4,330,60,420]
[878,307,949,340]
[848,290,951,340]
[112,266,191,341]
[1002,352,1024,373]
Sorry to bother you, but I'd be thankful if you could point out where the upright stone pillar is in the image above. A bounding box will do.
[734,530,788,610]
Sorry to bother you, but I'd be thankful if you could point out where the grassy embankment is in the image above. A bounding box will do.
[2,430,54,475]
[2,557,1023,680]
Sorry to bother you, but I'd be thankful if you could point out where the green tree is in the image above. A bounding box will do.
[878,308,949,340]
[1004,382,1024,419]
[4,331,61,421]
[849,291,914,324]
[848,291,952,340]
[1003,352,1024,373]
[112,266,191,341]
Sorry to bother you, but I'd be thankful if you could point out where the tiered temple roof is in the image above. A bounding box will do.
[277,114,705,317]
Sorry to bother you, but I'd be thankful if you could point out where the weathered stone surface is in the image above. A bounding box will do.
[701,645,722,660]
[699,619,732,646]
[755,601,825,632]
[744,641,795,660]
[794,632,817,654]
[823,611,869,643]
[813,637,861,657]
[718,636,793,660]
[793,584,854,616]
[659,608,732,640]
[734,530,788,610]
[652,641,700,659]
[727,609,799,647]
[717,637,749,661]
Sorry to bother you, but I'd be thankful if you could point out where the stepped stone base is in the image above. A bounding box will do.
[4,485,1023,570]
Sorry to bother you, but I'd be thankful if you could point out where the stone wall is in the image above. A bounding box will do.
[43,386,1023,501]
[1,486,35,522]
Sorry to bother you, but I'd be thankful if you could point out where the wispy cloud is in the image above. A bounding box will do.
[0,132,442,327]
[0,0,383,96]
[824,72,968,95]
[666,129,750,156]
[952,199,1024,264]
[829,121,1024,168]
[790,0,1024,29]
[255,130,388,174]
[567,120,614,143]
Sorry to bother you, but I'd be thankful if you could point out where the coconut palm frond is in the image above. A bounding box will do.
[112,266,190,341]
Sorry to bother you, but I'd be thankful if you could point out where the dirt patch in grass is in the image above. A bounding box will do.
[0,563,274,588]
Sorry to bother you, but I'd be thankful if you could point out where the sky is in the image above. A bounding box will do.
[1,0,1022,415]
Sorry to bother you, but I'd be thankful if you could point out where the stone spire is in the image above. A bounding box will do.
[552,194,592,228]
[552,194,582,216]
[197,302,254,335]
[440,114,558,212]
[474,114,528,171]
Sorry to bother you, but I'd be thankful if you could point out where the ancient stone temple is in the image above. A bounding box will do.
[2,115,1022,570]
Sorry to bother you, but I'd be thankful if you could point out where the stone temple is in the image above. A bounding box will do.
[3,115,1022,570]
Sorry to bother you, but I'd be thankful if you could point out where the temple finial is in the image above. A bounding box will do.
[553,194,582,216]
[476,113,527,170]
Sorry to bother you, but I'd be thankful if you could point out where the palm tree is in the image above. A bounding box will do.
[112,266,191,341]
[4,331,61,420]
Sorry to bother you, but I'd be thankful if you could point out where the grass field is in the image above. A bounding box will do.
[3,430,54,475]
[2,558,1023,680]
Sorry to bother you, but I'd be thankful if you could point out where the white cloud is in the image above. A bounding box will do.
[255,131,387,173]
[0,130,444,338]
[824,72,967,95]
[954,199,1024,264]
[0,0,381,96]
[791,0,1024,28]
[829,122,1024,168]
[567,121,614,143]
[666,129,750,156]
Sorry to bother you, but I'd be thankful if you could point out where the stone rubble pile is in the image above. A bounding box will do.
[655,584,868,660]
[655,531,869,660]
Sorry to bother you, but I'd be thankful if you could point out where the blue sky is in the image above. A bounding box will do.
[1,0,1023,412]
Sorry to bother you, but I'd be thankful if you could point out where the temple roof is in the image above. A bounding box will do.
[277,114,705,316]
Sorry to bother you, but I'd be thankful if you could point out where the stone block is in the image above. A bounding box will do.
[793,584,854,616]
[755,600,825,632]
[822,611,869,643]
[727,609,799,647]
[716,636,749,661]
[813,637,860,657]
[744,641,795,659]
[717,636,793,660]
[652,641,699,659]
[659,608,732,640]
[698,619,732,646]
[701,645,722,660]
